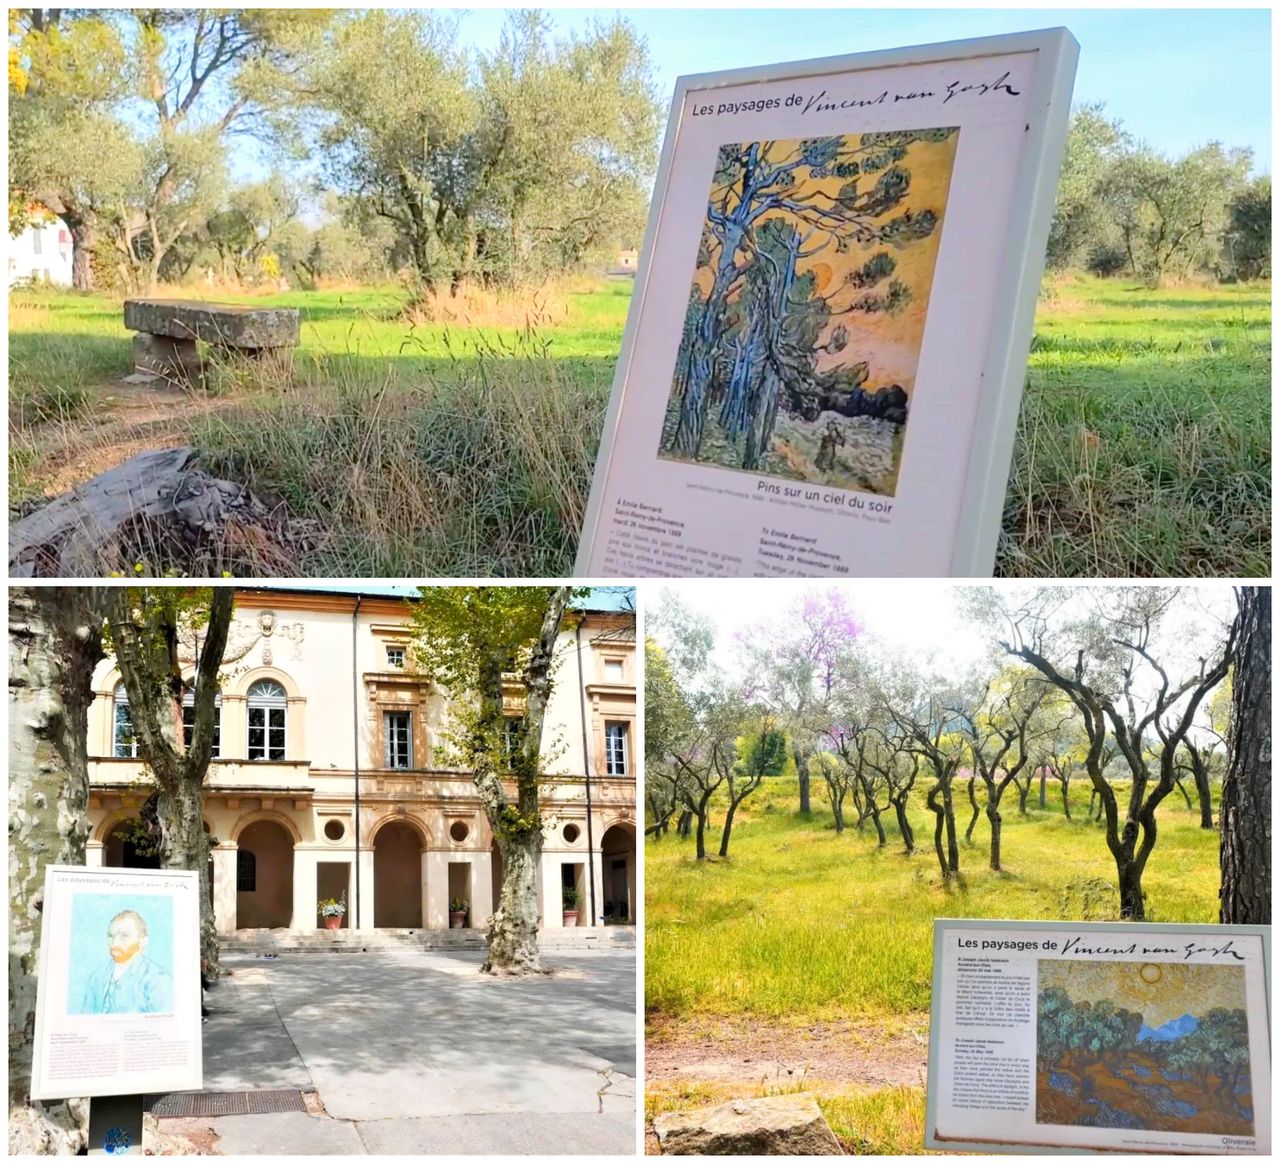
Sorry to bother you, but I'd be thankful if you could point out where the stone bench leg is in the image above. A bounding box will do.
[133,332,201,382]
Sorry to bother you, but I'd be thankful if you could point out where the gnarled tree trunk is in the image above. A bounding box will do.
[108,589,233,977]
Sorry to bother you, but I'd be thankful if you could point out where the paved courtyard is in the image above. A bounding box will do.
[166,947,636,1154]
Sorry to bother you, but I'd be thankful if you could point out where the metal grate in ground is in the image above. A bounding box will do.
[144,1090,308,1117]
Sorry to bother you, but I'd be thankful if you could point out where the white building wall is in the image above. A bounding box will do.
[9,217,74,287]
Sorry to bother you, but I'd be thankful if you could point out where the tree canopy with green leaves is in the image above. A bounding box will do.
[409,585,574,973]
[304,9,659,295]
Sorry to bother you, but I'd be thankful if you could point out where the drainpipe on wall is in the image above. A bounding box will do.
[575,620,598,926]
[352,595,363,930]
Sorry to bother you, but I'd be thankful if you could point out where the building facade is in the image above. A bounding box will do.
[85,589,637,934]
[8,210,74,287]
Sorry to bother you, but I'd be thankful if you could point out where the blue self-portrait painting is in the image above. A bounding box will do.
[67,894,176,1016]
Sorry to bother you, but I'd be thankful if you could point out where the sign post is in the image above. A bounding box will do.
[30,866,204,1155]
[925,919,1271,1154]
[576,28,1078,577]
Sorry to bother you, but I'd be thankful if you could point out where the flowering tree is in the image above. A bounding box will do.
[740,589,860,815]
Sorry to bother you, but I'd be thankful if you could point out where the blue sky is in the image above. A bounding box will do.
[457,8,1271,172]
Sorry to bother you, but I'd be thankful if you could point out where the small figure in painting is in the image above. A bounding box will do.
[815,420,845,471]
[79,910,174,1015]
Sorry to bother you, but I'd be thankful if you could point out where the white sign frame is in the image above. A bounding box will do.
[575,27,1079,578]
[925,918,1272,1154]
[30,865,204,1100]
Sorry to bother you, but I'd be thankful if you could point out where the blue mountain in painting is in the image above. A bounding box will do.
[1137,1013,1199,1042]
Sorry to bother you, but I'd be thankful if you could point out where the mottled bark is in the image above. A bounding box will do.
[892,797,915,853]
[1181,742,1215,829]
[941,776,959,874]
[480,587,572,973]
[858,774,886,846]
[1221,588,1270,925]
[9,588,107,1153]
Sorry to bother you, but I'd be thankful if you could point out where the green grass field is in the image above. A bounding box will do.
[643,773,1223,1152]
[646,775,1220,1023]
[8,274,1269,577]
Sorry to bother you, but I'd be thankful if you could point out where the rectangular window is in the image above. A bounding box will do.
[604,659,624,682]
[605,722,629,776]
[248,706,286,761]
[384,711,412,769]
[182,703,221,757]
[31,228,42,256]
[386,646,406,669]
[114,702,138,758]
[503,716,524,768]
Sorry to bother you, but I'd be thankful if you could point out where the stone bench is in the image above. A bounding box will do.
[124,298,301,381]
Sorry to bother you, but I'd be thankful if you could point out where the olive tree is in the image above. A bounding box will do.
[976,586,1235,919]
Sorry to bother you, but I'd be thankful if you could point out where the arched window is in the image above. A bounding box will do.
[247,680,287,761]
[113,684,138,758]
[182,690,222,757]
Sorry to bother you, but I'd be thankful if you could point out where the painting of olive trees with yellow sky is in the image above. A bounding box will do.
[658,128,960,495]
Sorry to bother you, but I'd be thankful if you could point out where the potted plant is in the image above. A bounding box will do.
[448,897,469,929]
[317,895,346,931]
[562,887,580,927]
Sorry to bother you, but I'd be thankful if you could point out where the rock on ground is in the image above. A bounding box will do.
[653,1093,842,1155]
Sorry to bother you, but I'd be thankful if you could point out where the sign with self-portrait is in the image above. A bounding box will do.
[30,865,203,1100]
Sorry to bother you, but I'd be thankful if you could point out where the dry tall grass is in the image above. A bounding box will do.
[192,335,606,576]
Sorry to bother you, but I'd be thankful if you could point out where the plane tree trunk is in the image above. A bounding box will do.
[107,589,233,977]
[9,588,108,1154]
[477,588,572,972]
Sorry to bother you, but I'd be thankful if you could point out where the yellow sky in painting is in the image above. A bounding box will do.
[1039,960,1247,1027]
[692,131,961,400]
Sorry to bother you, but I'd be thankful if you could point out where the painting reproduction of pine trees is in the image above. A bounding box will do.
[659,128,960,495]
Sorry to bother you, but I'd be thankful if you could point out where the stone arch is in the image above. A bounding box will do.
[227,665,304,700]
[99,812,159,869]
[600,821,637,925]
[235,818,294,928]
[94,667,125,699]
[369,813,429,849]
[373,818,424,928]
[229,809,303,845]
